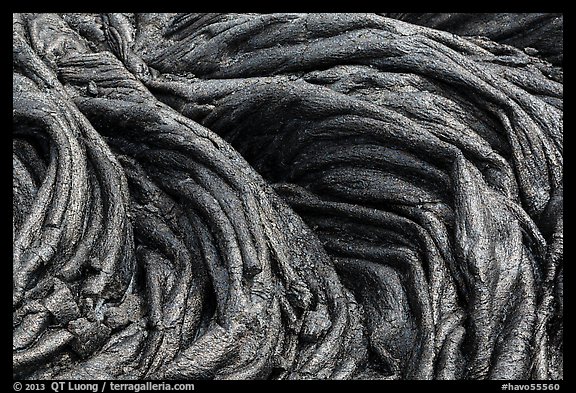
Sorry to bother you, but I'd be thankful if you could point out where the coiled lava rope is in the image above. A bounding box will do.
[13,13,563,380]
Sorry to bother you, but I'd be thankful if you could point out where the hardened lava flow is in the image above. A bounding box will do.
[13,13,563,380]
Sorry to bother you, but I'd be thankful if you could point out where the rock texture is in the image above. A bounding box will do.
[13,13,563,380]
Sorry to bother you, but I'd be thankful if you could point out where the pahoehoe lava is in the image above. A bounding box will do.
[13,13,563,380]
